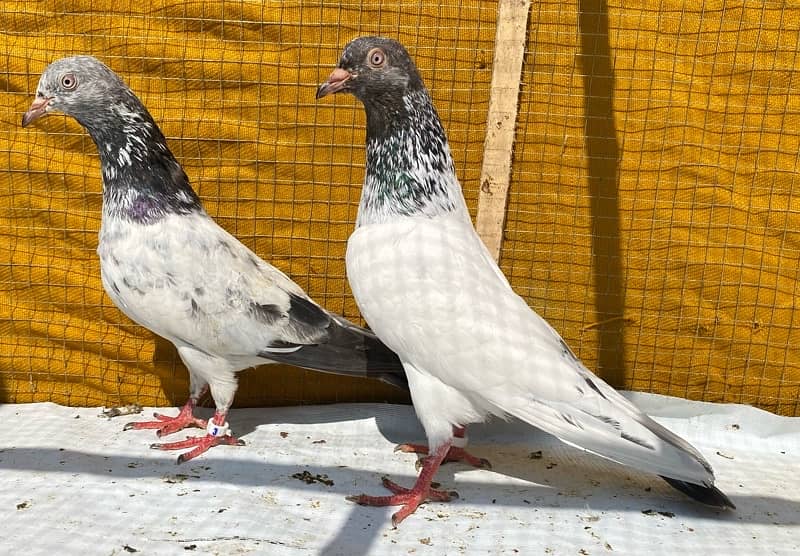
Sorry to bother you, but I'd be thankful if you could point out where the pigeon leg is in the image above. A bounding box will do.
[150,411,244,463]
[395,426,491,469]
[348,442,456,526]
[123,388,209,438]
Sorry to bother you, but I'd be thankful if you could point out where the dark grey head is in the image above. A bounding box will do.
[22,56,131,128]
[316,37,425,106]
[22,56,201,223]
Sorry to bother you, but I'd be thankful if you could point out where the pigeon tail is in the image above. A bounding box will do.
[260,315,408,390]
[505,398,734,508]
[660,476,735,509]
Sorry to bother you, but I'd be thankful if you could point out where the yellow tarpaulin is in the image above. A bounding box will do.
[0,1,798,415]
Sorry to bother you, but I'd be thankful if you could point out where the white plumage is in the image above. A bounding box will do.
[98,210,307,411]
[319,36,733,522]
[348,208,714,485]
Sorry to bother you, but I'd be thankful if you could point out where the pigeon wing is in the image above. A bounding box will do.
[347,212,720,487]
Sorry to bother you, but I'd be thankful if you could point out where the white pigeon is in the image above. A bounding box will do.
[23,55,408,463]
[317,36,734,525]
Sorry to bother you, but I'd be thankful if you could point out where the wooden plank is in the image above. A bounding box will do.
[475,0,531,261]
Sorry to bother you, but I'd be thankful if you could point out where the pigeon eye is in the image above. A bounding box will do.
[60,73,77,90]
[367,48,386,68]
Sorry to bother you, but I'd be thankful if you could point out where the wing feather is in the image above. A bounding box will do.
[347,212,716,485]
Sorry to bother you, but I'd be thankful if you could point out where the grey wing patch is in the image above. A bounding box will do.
[250,301,285,324]
[285,294,330,331]
[259,294,331,352]
[559,339,579,361]
[248,293,328,333]
[621,431,655,450]
[584,376,608,400]
[595,415,622,429]
[257,311,406,383]
[247,253,261,268]
[218,238,239,260]
[560,413,584,429]
[121,276,146,295]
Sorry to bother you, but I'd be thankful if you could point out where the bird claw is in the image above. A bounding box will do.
[124,408,207,437]
[396,442,492,470]
[381,477,458,501]
[150,432,244,463]
[123,412,173,431]
[347,475,458,526]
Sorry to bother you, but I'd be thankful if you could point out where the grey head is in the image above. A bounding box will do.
[22,55,170,158]
[316,37,425,109]
[23,56,136,130]
[23,56,127,127]
[22,56,201,223]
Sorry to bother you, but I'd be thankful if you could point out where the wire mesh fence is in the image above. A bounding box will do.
[0,1,496,408]
[0,1,798,415]
[503,0,800,415]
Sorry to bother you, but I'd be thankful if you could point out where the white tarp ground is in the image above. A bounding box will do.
[1,392,797,555]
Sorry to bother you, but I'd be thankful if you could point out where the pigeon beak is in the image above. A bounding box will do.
[316,68,353,99]
[22,96,53,127]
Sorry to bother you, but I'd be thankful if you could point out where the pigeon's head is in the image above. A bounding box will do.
[22,56,128,128]
[316,36,424,104]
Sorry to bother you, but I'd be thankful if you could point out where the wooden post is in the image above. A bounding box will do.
[475,0,531,261]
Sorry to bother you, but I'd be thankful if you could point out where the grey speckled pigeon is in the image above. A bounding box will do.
[317,36,734,525]
[22,55,408,463]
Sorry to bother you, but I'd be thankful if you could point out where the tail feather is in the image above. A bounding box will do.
[500,398,712,484]
[660,476,735,509]
[260,315,408,390]
[505,399,735,509]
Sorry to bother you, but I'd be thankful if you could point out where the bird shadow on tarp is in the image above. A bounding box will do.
[1,405,798,556]
[0,404,800,504]
[0,437,796,555]
[146,392,415,447]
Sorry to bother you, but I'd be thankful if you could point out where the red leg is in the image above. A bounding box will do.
[348,442,456,526]
[150,411,245,464]
[123,393,207,438]
[395,426,491,469]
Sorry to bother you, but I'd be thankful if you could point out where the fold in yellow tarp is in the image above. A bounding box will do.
[0,2,797,415]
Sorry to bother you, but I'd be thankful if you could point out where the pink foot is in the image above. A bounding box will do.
[347,442,453,526]
[148,411,244,463]
[395,444,491,469]
[151,432,244,463]
[124,399,206,438]
[396,426,491,469]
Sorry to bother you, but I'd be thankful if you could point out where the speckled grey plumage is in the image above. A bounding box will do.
[24,56,408,427]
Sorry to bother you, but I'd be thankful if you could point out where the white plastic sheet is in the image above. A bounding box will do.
[1,392,797,554]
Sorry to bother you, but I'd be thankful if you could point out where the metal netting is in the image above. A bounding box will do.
[1,1,799,415]
[0,1,495,407]
[503,0,800,415]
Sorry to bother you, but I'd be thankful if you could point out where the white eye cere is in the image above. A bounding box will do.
[60,73,77,90]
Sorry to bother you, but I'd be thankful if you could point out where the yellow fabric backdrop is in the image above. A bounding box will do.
[504,0,800,415]
[0,1,797,415]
